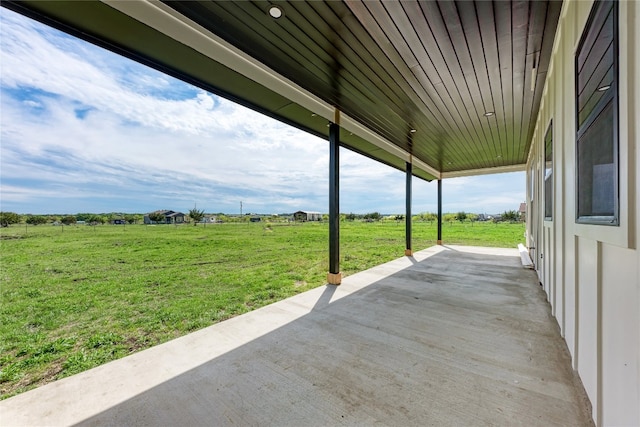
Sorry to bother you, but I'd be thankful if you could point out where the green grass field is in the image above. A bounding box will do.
[0,220,524,398]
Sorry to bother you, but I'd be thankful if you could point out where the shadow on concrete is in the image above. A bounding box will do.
[62,248,592,426]
[312,284,337,311]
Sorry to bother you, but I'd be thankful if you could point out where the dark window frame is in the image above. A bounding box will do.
[575,0,619,225]
[544,121,553,221]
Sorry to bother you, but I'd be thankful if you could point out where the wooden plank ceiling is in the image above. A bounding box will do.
[3,0,562,180]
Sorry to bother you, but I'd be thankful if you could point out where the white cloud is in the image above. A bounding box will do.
[1,9,282,138]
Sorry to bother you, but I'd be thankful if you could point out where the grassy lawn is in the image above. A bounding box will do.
[0,220,524,398]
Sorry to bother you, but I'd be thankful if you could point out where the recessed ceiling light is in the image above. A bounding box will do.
[311,113,317,117]
[483,111,495,117]
[496,155,502,159]
[410,129,417,133]
[597,85,611,92]
[268,5,283,19]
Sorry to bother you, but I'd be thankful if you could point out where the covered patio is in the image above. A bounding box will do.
[1,246,592,426]
[3,0,639,423]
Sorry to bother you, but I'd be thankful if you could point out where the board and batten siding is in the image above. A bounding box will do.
[526,1,639,425]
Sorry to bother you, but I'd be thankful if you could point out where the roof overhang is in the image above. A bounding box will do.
[2,0,562,182]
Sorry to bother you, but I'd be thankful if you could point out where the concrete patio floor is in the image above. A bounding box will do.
[1,245,593,426]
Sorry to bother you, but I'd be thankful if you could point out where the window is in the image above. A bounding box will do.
[544,122,553,220]
[575,0,618,225]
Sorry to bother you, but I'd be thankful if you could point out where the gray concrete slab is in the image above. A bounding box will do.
[0,245,593,426]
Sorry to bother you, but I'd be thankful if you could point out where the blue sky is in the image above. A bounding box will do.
[0,8,525,215]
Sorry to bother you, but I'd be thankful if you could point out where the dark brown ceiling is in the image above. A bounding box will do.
[2,0,562,180]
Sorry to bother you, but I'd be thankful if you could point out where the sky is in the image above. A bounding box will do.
[0,8,525,216]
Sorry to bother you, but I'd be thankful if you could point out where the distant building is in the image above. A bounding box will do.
[293,211,322,222]
[144,210,185,224]
[518,202,527,219]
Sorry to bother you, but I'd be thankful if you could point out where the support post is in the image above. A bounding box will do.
[328,121,341,285]
[437,178,443,245]
[405,161,413,256]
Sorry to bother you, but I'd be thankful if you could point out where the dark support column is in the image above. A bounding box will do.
[437,178,443,245]
[328,121,341,285]
[405,161,413,256]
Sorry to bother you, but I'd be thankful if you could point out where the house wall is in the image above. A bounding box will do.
[526,1,639,425]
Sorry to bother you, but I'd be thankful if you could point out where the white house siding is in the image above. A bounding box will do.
[526,1,639,425]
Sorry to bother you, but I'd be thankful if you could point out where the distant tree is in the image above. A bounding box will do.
[395,215,404,222]
[0,212,21,227]
[188,208,205,225]
[502,210,519,222]
[86,214,106,225]
[76,213,93,222]
[124,214,139,224]
[443,213,456,224]
[61,215,77,225]
[416,212,437,222]
[363,212,381,221]
[25,215,48,225]
[467,213,479,224]
[148,212,165,224]
[455,211,467,223]
[345,213,357,221]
